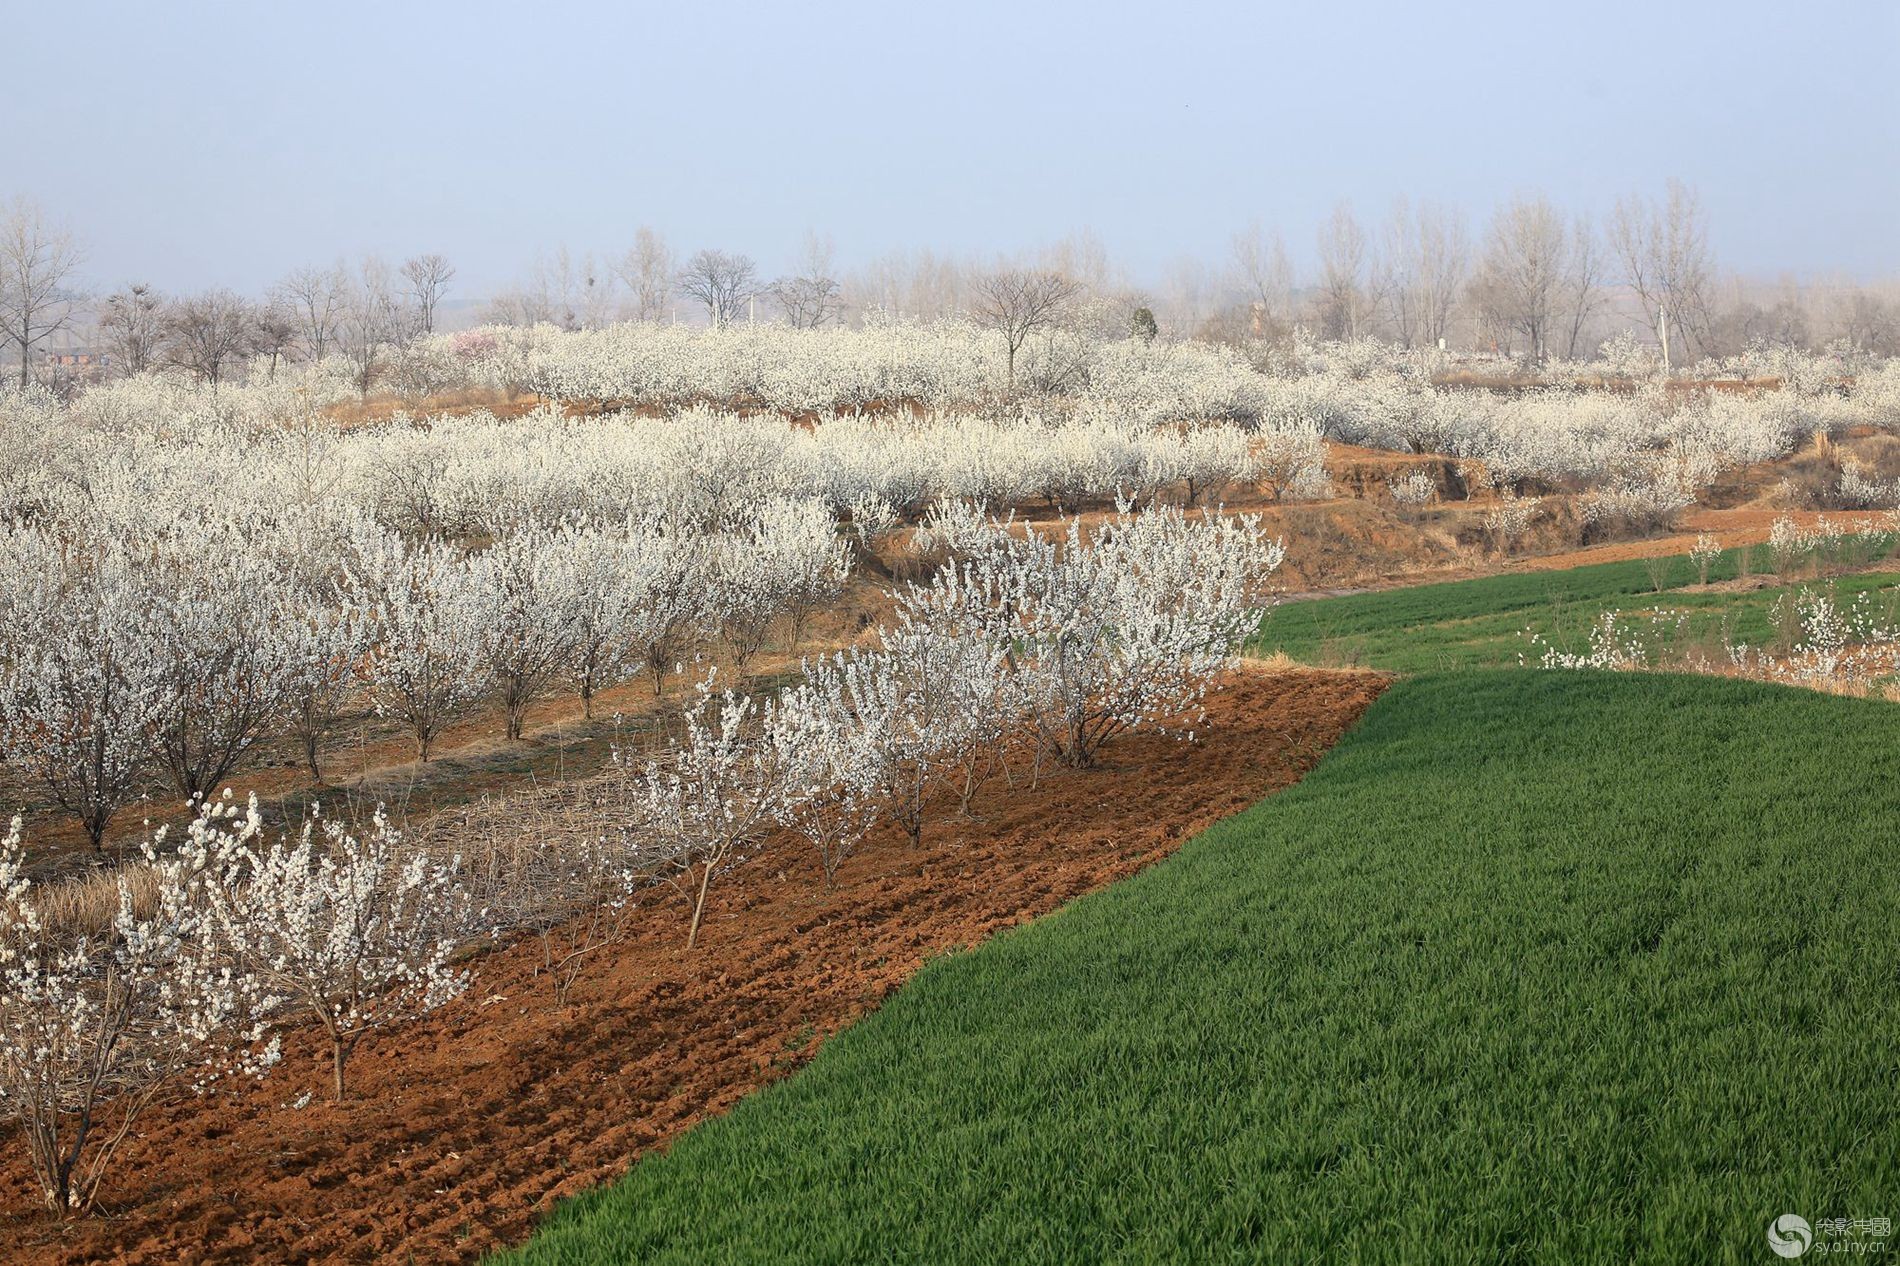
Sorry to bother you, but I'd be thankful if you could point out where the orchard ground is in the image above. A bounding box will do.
[505,670,1900,1266]
[0,670,1386,1264]
[485,544,1900,1263]
[5,378,1897,1262]
[8,537,1891,1261]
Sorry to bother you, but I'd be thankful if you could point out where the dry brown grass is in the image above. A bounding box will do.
[324,387,542,430]
[26,862,161,939]
[406,763,652,916]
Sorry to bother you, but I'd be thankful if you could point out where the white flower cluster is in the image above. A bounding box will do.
[0,810,278,1212]
[623,502,1286,954]
[1,390,1292,538]
[890,505,1286,768]
[1578,476,1695,533]
[1741,590,1900,689]
[1836,460,1900,510]
[1534,586,1900,694]
[13,322,1900,547]
[1526,607,1697,672]
[1482,495,1542,549]
[436,318,1278,424]
[1387,470,1437,507]
[1689,533,1723,583]
[179,795,472,1104]
[1765,513,1900,578]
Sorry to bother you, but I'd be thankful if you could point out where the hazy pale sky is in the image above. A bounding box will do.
[7,0,1896,297]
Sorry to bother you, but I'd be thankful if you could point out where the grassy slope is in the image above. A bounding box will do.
[1258,548,1900,671]
[501,671,1900,1265]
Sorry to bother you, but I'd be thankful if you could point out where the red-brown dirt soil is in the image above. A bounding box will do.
[0,667,1389,1265]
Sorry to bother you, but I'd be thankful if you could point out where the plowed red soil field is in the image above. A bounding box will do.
[0,668,1388,1265]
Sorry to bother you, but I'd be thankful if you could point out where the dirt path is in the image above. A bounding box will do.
[1508,505,1892,571]
[1271,505,1898,603]
[0,668,1389,1265]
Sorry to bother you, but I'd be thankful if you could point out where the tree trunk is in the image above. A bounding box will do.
[331,1038,349,1102]
[51,1157,74,1215]
[686,863,714,950]
[47,1095,95,1214]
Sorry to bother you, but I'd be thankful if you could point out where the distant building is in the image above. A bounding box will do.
[43,349,106,370]
[35,328,108,377]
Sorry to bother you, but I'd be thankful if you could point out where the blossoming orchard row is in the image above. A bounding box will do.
[27,320,1896,503]
[0,501,853,849]
[0,503,1281,1215]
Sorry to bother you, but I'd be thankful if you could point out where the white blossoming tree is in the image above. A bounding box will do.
[0,812,276,1211]
[0,533,169,852]
[197,795,473,1101]
[770,667,886,885]
[636,680,800,950]
[895,504,1284,769]
[143,545,303,804]
[462,526,583,741]
[350,534,490,761]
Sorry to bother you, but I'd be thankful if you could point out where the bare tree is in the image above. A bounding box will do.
[1231,221,1293,335]
[1833,289,1898,356]
[1759,283,1813,349]
[1559,215,1608,361]
[272,265,350,360]
[971,266,1080,390]
[494,248,614,331]
[481,260,556,329]
[1038,230,1116,294]
[1421,206,1471,348]
[1378,199,1468,349]
[1611,180,1716,369]
[400,253,455,334]
[252,302,300,379]
[1315,202,1371,341]
[677,249,760,327]
[1471,194,1568,363]
[0,198,84,387]
[1376,200,1420,348]
[521,255,569,329]
[844,248,970,320]
[162,290,256,389]
[1159,256,1219,336]
[569,251,617,330]
[1711,277,1814,354]
[614,227,676,321]
[478,288,545,328]
[338,259,408,398]
[769,232,842,329]
[95,283,166,377]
